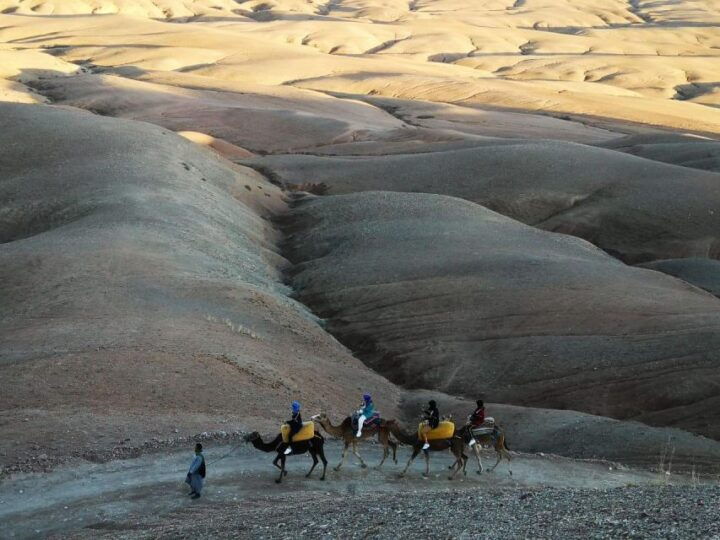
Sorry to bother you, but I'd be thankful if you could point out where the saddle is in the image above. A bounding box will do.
[418,420,455,440]
[470,417,496,437]
[352,412,380,430]
[280,421,315,443]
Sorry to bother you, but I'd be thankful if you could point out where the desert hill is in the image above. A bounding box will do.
[3,101,720,477]
[2,0,720,498]
[283,191,720,437]
[0,102,401,467]
[641,258,720,299]
[247,143,720,263]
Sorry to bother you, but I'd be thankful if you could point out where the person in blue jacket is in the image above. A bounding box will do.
[356,393,376,438]
[185,443,205,499]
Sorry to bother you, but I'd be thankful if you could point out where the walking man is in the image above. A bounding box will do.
[186,443,206,499]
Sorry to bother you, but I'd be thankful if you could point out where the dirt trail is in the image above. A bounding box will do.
[0,441,706,539]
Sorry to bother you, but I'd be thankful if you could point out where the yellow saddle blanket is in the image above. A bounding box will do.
[418,420,455,440]
[281,421,315,443]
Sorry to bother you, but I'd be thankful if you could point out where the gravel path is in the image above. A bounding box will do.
[2,441,717,539]
[71,485,720,539]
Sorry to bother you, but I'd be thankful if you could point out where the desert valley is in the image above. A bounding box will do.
[1,0,720,537]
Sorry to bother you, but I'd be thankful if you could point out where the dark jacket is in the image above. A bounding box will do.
[423,405,440,429]
[287,411,303,434]
[470,407,486,426]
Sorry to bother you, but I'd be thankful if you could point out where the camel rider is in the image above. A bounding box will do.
[420,399,440,450]
[284,401,302,455]
[470,399,485,427]
[355,393,375,438]
[468,399,486,447]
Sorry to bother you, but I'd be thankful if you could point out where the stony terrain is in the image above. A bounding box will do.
[67,485,720,539]
[2,440,717,539]
[60,478,720,539]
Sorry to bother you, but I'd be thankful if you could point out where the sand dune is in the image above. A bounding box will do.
[284,191,720,437]
[0,0,242,17]
[30,73,404,152]
[1,1,719,136]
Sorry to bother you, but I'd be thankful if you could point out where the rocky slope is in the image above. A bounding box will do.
[283,191,720,437]
[0,102,401,471]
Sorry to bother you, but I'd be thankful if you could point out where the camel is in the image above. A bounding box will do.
[386,420,469,480]
[246,431,327,483]
[311,413,398,471]
[460,425,512,475]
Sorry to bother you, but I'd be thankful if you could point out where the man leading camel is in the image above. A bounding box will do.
[185,443,205,499]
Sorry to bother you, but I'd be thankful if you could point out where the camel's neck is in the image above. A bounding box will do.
[251,434,282,452]
[319,417,347,437]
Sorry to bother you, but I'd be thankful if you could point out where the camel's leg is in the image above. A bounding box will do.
[448,454,459,480]
[352,441,368,469]
[272,454,288,476]
[377,431,389,468]
[319,444,328,480]
[474,444,484,475]
[334,441,349,472]
[390,440,398,464]
[489,450,502,472]
[276,454,286,484]
[377,444,388,469]
[449,454,463,480]
[423,449,430,477]
[501,442,512,476]
[306,449,319,478]
[401,447,420,476]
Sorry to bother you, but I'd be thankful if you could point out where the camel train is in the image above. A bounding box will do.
[245,395,511,484]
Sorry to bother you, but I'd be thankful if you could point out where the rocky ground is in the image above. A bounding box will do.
[68,485,720,539]
[5,440,717,539]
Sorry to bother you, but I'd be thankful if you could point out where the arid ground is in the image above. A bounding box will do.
[1,0,720,537]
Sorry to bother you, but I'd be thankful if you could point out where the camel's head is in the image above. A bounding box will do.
[244,431,260,442]
[310,413,327,423]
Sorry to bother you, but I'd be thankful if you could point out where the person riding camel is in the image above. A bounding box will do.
[419,399,440,450]
[355,393,376,438]
[470,399,485,426]
[284,400,303,455]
